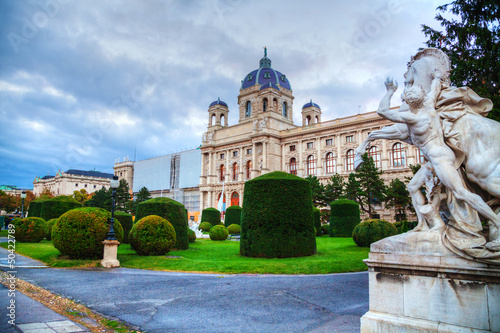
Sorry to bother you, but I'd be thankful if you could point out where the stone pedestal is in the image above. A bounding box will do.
[101,240,120,268]
[360,231,500,333]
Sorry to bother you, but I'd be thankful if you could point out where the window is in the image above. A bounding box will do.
[306,115,311,125]
[326,139,333,146]
[231,192,239,206]
[307,155,316,175]
[346,135,353,143]
[75,183,78,187]
[232,162,238,181]
[247,148,252,155]
[93,185,96,189]
[246,160,252,179]
[417,148,426,164]
[219,164,225,182]
[282,102,288,117]
[263,98,268,112]
[245,101,252,117]
[290,158,297,175]
[290,145,295,152]
[369,146,381,168]
[392,143,405,166]
[307,142,314,149]
[220,153,225,159]
[233,151,238,157]
[326,152,335,173]
[346,150,355,171]
[84,184,88,188]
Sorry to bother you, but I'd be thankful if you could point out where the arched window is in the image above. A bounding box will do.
[211,114,216,126]
[346,150,355,171]
[306,115,311,125]
[315,116,319,123]
[392,143,404,166]
[245,101,252,117]
[326,152,335,173]
[307,155,316,175]
[369,146,381,168]
[290,157,297,175]
[220,114,225,126]
[219,164,225,182]
[231,192,239,206]
[417,148,426,164]
[246,160,252,179]
[232,162,238,181]
[282,102,288,118]
[263,98,268,112]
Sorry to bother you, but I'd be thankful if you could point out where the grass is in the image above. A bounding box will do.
[0,229,9,237]
[1,237,369,274]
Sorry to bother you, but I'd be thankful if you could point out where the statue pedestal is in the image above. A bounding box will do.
[101,240,120,268]
[360,231,500,333]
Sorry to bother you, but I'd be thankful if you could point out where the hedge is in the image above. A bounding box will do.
[227,224,241,234]
[313,207,322,236]
[224,205,242,227]
[40,196,83,221]
[352,219,398,247]
[201,207,221,226]
[135,197,189,250]
[329,199,360,237]
[45,218,58,241]
[199,222,212,232]
[209,225,229,241]
[12,217,46,243]
[188,229,196,243]
[129,215,176,255]
[27,199,48,218]
[240,171,316,258]
[114,211,133,244]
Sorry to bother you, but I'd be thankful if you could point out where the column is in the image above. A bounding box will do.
[225,149,230,182]
[208,152,213,184]
[316,137,322,176]
[336,135,343,173]
[262,141,268,172]
[382,140,389,170]
[251,142,257,178]
[298,140,303,177]
[281,144,286,171]
[239,147,244,181]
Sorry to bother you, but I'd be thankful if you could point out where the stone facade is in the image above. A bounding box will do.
[33,169,114,196]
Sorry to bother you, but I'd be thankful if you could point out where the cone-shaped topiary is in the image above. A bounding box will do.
[45,218,58,240]
[135,197,189,250]
[227,224,241,234]
[313,207,322,236]
[40,196,83,221]
[329,199,361,237]
[201,207,221,226]
[129,215,176,255]
[224,205,242,227]
[13,217,46,243]
[352,219,398,247]
[240,171,317,258]
[198,222,212,232]
[209,225,229,241]
[52,207,123,259]
[114,211,133,243]
[188,228,196,243]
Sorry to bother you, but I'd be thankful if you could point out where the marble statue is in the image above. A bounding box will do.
[355,48,500,264]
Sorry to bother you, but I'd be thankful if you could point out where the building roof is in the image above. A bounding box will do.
[209,97,228,108]
[241,48,292,91]
[41,175,55,180]
[302,99,321,109]
[259,83,280,91]
[65,169,114,179]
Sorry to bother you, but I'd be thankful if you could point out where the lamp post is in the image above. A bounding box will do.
[102,175,121,268]
[20,191,26,218]
[106,176,120,240]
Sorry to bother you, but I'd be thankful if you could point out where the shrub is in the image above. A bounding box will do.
[52,207,123,259]
[188,229,196,243]
[40,196,83,221]
[201,207,221,226]
[240,171,316,258]
[224,205,242,227]
[198,222,212,232]
[407,221,418,230]
[352,219,399,247]
[129,215,176,255]
[321,225,329,236]
[329,199,361,237]
[400,220,409,233]
[12,217,46,243]
[45,218,58,241]
[227,224,241,234]
[135,197,189,250]
[114,211,133,243]
[393,221,402,233]
[313,207,322,236]
[209,225,229,241]
[27,200,48,218]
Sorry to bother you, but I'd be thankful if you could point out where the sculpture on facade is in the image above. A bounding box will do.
[355,48,500,263]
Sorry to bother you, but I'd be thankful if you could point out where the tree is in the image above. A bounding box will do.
[128,186,152,214]
[344,173,361,202]
[73,189,90,204]
[39,187,54,199]
[115,179,131,211]
[385,178,413,221]
[0,190,19,213]
[422,0,500,121]
[84,187,111,210]
[324,174,345,204]
[305,175,327,206]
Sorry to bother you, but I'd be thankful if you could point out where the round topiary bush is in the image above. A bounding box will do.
[209,225,229,241]
[227,224,241,234]
[198,222,212,232]
[329,199,361,237]
[201,207,221,226]
[45,218,58,241]
[114,211,133,243]
[352,219,399,247]
[129,215,176,255]
[224,205,242,227]
[135,197,189,250]
[52,207,123,259]
[313,207,322,236]
[40,196,83,221]
[188,229,196,243]
[12,217,46,243]
[240,171,317,258]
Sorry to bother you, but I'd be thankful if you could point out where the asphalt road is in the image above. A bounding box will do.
[1,264,368,333]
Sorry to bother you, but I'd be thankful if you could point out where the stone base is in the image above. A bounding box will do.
[361,232,500,333]
[101,239,120,268]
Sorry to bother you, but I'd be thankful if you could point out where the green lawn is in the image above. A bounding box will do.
[0,230,9,237]
[1,237,370,274]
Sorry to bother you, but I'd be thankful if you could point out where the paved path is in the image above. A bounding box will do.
[0,244,369,332]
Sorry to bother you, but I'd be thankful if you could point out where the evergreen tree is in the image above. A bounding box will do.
[422,0,500,121]
[115,179,131,211]
[385,178,413,221]
[129,186,152,214]
[324,174,345,204]
[84,187,111,210]
[344,173,361,202]
[305,175,326,206]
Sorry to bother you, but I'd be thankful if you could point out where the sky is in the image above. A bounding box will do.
[0,0,450,189]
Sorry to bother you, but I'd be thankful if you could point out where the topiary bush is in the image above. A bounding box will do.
[40,196,83,221]
[12,217,46,243]
[27,200,47,218]
[135,197,189,250]
[198,222,212,232]
[313,207,322,236]
[129,215,176,255]
[114,211,133,243]
[227,224,241,234]
[201,207,221,226]
[321,225,329,236]
[45,218,58,241]
[52,207,123,259]
[329,199,361,237]
[352,219,399,247]
[209,225,229,241]
[224,205,242,227]
[240,171,317,258]
[188,229,196,243]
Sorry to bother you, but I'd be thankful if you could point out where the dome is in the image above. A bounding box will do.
[302,99,321,109]
[259,83,280,91]
[209,97,228,108]
[241,48,292,91]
